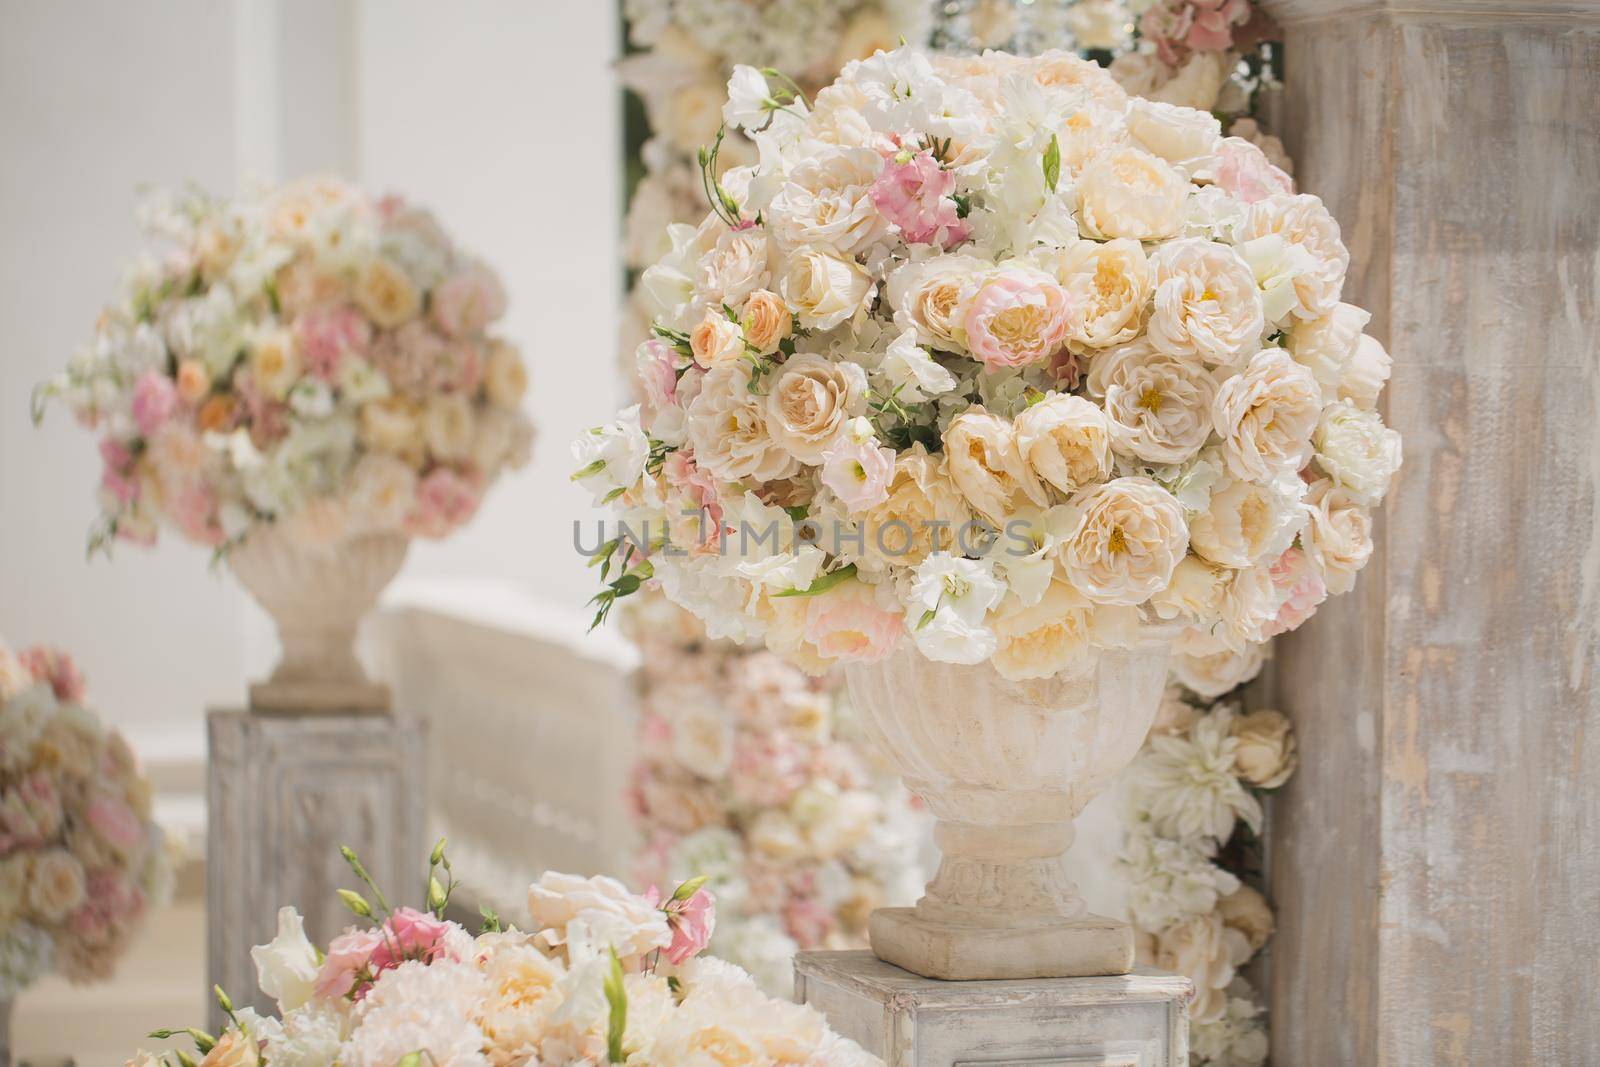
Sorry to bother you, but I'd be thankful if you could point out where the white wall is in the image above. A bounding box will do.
[0,0,624,747]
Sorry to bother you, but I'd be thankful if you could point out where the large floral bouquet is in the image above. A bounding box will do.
[579,47,1398,683]
[36,177,532,556]
[132,847,878,1067]
[624,596,925,995]
[0,641,171,999]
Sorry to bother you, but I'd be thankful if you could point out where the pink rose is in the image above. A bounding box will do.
[963,269,1076,370]
[803,582,903,665]
[1260,546,1328,638]
[100,440,140,505]
[1214,137,1294,205]
[368,906,455,972]
[1185,0,1251,53]
[18,646,87,702]
[131,370,178,437]
[430,265,507,339]
[870,148,971,249]
[86,792,147,856]
[295,304,372,381]
[644,883,717,966]
[820,436,894,513]
[663,452,723,551]
[405,468,481,538]
[315,926,383,999]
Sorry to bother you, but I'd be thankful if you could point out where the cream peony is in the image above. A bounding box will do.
[1313,400,1402,503]
[1218,884,1276,954]
[1239,194,1349,321]
[695,225,770,311]
[768,145,887,256]
[685,362,800,484]
[1126,99,1222,175]
[780,248,873,331]
[1013,394,1113,495]
[1088,340,1218,465]
[1300,477,1375,595]
[1147,238,1265,367]
[1230,709,1298,789]
[1188,475,1307,569]
[764,353,868,464]
[1060,477,1188,606]
[1055,238,1151,351]
[991,580,1130,681]
[1212,348,1322,482]
[1076,146,1189,241]
[883,253,986,352]
[1286,302,1370,399]
[943,408,1047,523]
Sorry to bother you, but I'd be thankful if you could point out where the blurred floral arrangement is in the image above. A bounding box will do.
[0,641,171,1001]
[34,176,532,557]
[132,845,879,1067]
[623,595,926,996]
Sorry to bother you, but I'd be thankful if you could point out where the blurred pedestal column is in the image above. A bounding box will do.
[1257,2,1600,1062]
[795,951,1192,1066]
[206,710,424,1027]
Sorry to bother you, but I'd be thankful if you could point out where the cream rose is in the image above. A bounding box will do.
[1300,476,1374,595]
[1286,302,1370,399]
[769,145,887,256]
[248,328,302,400]
[943,408,1047,523]
[352,257,421,329]
[1188,475,1307,569]
[695,226,770,311]
[1172,641,1266,699]
[1212,348,1322,482]
[1213,562,1280,652]
[1148,238,1265,366]
[1076,147,1188,241]
[764,353,867,464]
[484,341,528,408]
[1061,477,1189,605]
[1087,339,1218,465]
[1126,99,1222,174]
[740,289,792,355]
[1218,884,1275,954]
[1150,554,1228,627]
[361,398,424,464]
[780,248,872,332]
[884,254,985,352]
[690,309,745,369]
[1339,334,1392,410]
[1013,394,1113,495]
[422,394,475,461]
[1230,709,1298,789]
[992,580,1136,681]
[658,79,726,153]
[685,361,800,484]
[1056,238,1151,350]
[1239,194,1349,320]
[1153,912,1252,1025]
[26,849,86,921]
[858,444,971,568]
[1312,400,1402,503]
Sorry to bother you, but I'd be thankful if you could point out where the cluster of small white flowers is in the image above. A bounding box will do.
[584,45,1398,685]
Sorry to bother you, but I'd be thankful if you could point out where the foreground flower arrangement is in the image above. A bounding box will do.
[581,46,1398,684]
[133,846,879,1067]
[0,641,171,1000]
[36,176,532,555]
[625,595,926,994]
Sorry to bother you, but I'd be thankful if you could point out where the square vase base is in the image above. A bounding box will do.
[870,907,1134,980]
[248,679,391,714]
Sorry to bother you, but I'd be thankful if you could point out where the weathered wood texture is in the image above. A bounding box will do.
[1260,2,1600,1063]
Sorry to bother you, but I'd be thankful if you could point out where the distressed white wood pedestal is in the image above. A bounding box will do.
[206,710,425,1027]
[795,951,1192,1067]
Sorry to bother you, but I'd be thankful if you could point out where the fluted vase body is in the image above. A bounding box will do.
[844,636,1173,980]
[228,528,408,712]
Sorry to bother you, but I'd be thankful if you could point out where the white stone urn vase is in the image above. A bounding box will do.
[844,634,1174,980]
[228,527,409,713]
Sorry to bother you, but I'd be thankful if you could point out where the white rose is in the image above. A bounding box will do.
[1301,477,1374,595]
[768,146,887,256]
[1313,400,1402,503]
[748,810,806,860]
[1212,348,1322,482]
[780,248,873,332]
[764,353,868,464]
[1153,912,1253,1025]
[348,453,417,532]
[1087,339,1218,466]
[1054,238,1151,351]
[696,226,770,311]
[878,329,958,402]
[884,254,986,353]
[250,907,320,1013]
[943,408,1047,523]
[1126,99,1222,175]
[1149,52,1231,112]
[1061,477,1189,606]
[1239,194,1349,321]
[1013,394,1113,495]
[572,404,650,505]
[1286,302,1371,399]
[1147,238,1265,367]
[1339,333,1392,410]
[685,362,800,484]
[1068,0,1134,50]
[1076,147,1189,241]
[26,849,86,922]
[1188,474,1307,569]
[422,394,475,461]
[1108,51,1173,98]
[528,872,671,962]
[1172,641,1267,699]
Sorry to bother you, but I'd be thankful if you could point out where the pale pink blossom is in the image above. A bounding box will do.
[295,304,372,381]
[405,468,481,538]
[315,926,383,999]
[783,894,835,946]
[820,437,894,513]
[803,582,903,665]
[637,338,684,413]
[18,646,87,702]
[963,269,1075,370]
[368,907,456,972]
[131,370,177,437]
[729,733,809,807]
[86,792,147,856]
[1214,137,1294,205]
[870,148,970,248]
[171,484,225,546]
[430,264,507,338]
[644,883,717,965]
[1141,0,1253,65]
[1260,546,1327,637]
[99,438,139,505]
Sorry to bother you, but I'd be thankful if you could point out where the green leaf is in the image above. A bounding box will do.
[773,563,857,599]
[670,875,710,903]
[603,949,629,1064]
[1043,133,1061,194]
[398,1053,423,1067]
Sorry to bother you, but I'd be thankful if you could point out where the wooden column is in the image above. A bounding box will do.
[1258,2,1600,1062]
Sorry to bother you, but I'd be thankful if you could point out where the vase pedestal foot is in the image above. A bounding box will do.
[869,906,1133,981]
[248,678,392,714]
